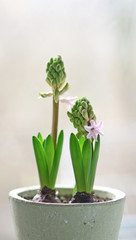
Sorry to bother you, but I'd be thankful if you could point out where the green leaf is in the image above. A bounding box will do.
[70,133,85,192]
[50,130,64,189]
[88,135,100,193]
[82,139,92,193]
[43,139,46,147]
[32,136,49,188]
[43,134,54,174]
[37,132,43,144]
[72,184,77,196]
[79,136,85,151]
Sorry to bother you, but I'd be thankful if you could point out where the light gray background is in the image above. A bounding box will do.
[0,0,136,239]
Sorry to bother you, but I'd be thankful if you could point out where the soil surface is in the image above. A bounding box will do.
[28,187,111,204]
[71,191,111,203]
[31,188,111,204]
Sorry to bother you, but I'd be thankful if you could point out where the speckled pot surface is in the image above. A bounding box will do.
[9,186,125,240]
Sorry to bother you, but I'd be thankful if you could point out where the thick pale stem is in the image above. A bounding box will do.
[51,97,59,148]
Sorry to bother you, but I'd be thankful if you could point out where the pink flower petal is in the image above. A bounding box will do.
[59,96,78,110]
[99,131,104,136]
[92,132,98,142]
[95,120,103,129]
[90,120,95,127]
[84,125,91,132]
[84,119,104,142]
[59,96,77,106]
[86,132,93,139]
[95,129,104,136]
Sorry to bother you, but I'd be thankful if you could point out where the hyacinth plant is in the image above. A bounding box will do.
[32,55,103,203]
[67,98,104,201]
[32,56,70,196]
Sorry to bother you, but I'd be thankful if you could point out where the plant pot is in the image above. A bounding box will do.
[9,186,125,240]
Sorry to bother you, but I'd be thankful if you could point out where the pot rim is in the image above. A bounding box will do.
[9,185,125,206]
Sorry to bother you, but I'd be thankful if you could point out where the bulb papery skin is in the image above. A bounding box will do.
[46,56,66,90]
[67,97,96,138]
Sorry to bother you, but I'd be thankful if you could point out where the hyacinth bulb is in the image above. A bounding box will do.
[67,97,96,138]
[46,55,66,90]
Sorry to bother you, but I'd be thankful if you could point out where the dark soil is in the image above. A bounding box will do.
[32,186,61,203]
[71,191,111,203]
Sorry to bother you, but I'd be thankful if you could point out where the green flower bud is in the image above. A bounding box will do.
[79,106,83,113]
[67,97,96,138]
[46,55,66,90]
[67,111,73,118]
[81,109,88,121]
[81,101,88,109]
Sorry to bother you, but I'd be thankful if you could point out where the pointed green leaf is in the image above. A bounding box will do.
[88,135,100,193]
[82,139,92,193]
[32,136,49,188]
[70,133,85,192]
[79,136,85,151]
[43,134,54,174]
[37,132,43,144]
[43,139,46,147]
[50,130,64,189]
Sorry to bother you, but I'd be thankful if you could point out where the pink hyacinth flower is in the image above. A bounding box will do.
[59,96,78,109]
[84,120,104,142]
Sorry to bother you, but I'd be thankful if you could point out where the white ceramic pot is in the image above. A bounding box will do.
[9,186,125,240]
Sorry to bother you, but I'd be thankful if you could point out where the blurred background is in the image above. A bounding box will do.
[0,0,136,239]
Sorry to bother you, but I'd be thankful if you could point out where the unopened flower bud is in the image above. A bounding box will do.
[81,109,89,121]
[81,101,88,109]
[67,97,96,138]
[46,55,66,90]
